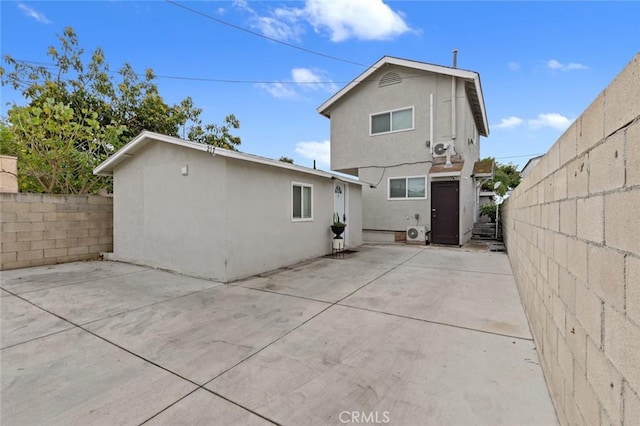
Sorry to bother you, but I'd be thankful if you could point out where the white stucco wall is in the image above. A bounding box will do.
[113,142,228,281]
[112,141,362,282]
[326,66,481,244]
[223,158,362,280]
[360,164,431,232]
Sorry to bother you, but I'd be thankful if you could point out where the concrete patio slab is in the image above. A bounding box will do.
[1,328,196,425]
[235,257,395,302]
[0,261,149,294]
[86,285,329,384]
[145,389,272,425]
[17,269,222,324]
[341,262,531,338]
[404,248,514,275]
[1,295,73,349]
[1,288,11,297]
[1,246,557,425]
[343,244,422,265]
[207,305,556,425]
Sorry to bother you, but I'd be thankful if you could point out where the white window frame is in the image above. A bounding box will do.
[291,182,313,222]
[370,106,415,136]
[387,176,427,200]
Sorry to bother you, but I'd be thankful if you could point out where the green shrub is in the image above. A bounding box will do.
[480,204,497,223]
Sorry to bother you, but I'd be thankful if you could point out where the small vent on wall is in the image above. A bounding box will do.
[379,72,402,87]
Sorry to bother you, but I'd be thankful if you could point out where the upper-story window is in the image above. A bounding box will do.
[370,107,414,135]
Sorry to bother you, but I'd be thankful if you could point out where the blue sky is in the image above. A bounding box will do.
[2,1,639,170]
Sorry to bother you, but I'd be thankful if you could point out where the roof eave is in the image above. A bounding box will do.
[93,131,365,186]
[317,56,489,136]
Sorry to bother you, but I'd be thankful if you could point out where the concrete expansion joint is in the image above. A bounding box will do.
[5,288,282,425]
[339,303,535,342]
[207,250,428,384]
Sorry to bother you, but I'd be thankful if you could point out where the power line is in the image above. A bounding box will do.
[164,0,367,68]
[9,58,442,87]
[11,59,352,85]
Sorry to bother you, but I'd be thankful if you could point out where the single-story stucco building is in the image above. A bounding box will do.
[94,131,363,282]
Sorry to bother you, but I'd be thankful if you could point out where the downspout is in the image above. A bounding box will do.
[451,49,457,142]
[452,49,458,244]
[429,93,434,155]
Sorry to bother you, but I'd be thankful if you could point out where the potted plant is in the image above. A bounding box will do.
[331,212,346,238]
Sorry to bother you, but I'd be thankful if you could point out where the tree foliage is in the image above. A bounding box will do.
[0,27,240,193]
[278,156,294,164]
[480,157,521,196]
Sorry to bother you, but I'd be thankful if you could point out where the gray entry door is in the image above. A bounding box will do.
[431,181,459,245]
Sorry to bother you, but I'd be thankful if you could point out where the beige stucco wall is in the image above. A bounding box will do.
[326,65,481,243]
[112,141,363,282]
[1,193,113,270]
[502,53,640,425]
[329,67,475,176]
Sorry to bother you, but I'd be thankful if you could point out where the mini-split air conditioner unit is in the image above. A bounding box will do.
[406,226,426,243]
[433,142,449,156]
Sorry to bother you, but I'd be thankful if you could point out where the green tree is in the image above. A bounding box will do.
[481,157,521,196]
[278,156,294,164]
[0,27,240,193]
[3,98,125,193]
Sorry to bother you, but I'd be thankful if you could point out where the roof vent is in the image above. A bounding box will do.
[379,71,402,87]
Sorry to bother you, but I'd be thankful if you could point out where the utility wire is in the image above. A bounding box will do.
[10,58,424,86]
[164,0,367,68]
[11,59,352,85]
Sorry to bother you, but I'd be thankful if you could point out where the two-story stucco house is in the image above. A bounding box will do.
[318,56,492,246]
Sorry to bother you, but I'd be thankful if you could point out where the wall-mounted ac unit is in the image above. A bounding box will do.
[406,226,426,243]
[433,142,449,157]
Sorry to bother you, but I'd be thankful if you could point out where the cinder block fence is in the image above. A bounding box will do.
[502,54,639,424]
[1,193,113,270]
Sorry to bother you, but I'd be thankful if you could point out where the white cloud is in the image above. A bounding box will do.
[304,0,411,42]
[508,62,520,71]
[295,140,330,166]
[291,68,338,92]
[546,59,588,72]
[254,82,297,99]
[565,62,589,71]
[256,68,337,99]
[494,116,524,129]
[17,3,51,24]
[547,59,563,70]
[528,113,572,131]
[235,0,411,42]
[234,0,304,42]
[254,15,304,41]
[494,113,571,131]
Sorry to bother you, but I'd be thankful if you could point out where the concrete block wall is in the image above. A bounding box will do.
[502,53,639,425]
[1,193,113,270]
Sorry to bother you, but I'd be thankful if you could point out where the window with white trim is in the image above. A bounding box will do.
[292,182,313,221]
[371,107,414,135]
[388,176,426,200]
